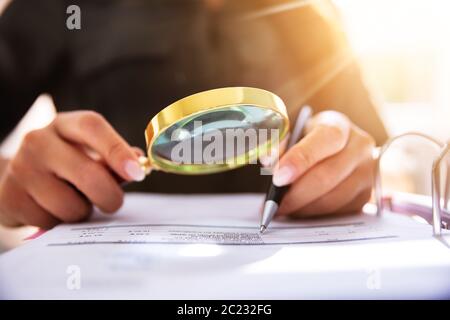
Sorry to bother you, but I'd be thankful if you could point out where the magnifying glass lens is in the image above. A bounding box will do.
[151,105,284,173]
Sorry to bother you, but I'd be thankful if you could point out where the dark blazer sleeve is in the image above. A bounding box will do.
[0,0,65,141]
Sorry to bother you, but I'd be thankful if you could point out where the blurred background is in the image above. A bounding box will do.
[334,0,449,196]
[0,0,448,249]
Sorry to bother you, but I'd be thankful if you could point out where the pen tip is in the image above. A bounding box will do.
[259,225,266,234]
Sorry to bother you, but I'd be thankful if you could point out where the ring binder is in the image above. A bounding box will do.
[374,132,449,236]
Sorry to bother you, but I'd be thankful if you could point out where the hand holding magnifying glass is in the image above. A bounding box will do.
[0,111,145,229]
[0,87,289,229]
[0,87,375,229]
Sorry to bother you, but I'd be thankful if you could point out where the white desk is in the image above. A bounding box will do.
[0,193,449,299]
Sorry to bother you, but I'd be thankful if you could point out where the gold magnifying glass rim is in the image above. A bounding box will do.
[144,87,290,174]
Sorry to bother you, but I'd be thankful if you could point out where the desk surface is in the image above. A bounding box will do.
[1,193,450,299]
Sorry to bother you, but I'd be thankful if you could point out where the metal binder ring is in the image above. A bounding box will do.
[374,132,445,235]
[432,143,450,235]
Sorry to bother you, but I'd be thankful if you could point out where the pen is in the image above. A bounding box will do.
[259,106,313,233]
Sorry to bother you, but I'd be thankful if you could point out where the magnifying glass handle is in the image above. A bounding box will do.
[138,156,152,175]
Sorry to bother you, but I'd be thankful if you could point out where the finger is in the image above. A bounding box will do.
[132,146,145,157]
[335,188,372,215]
[54,111,145,182]
[272,111,351,187]
[0,173,59,229]
[67,144,145,163]
[17,166,92,223]
[95,146,147,184]
[88,146,145,164]
[20,194,61,229]
[0,176,22,227]
[37,133,124,213]
[287,160,374,217]
[278,131,373,215]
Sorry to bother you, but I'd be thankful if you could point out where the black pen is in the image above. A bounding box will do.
[259,106,313,233]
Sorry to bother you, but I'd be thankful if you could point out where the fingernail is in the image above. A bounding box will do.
[133,147,145,157]
[273,165,295,187]
[124,160,146,182]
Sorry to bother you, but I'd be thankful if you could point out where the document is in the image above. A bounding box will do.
[0,193,449,299]
[45,218,396,246]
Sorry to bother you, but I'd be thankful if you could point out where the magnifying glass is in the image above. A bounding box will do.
[139,87,289,175]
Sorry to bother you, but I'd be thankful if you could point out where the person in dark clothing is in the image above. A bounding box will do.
[0,0,387,228]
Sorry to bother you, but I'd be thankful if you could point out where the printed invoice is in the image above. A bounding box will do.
[0,193,449,299]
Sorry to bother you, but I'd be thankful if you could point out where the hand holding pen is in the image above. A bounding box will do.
[260,107,376,232]
[260,106,312,233]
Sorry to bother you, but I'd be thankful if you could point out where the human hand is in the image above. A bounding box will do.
[0,111,146,229]
[273,111,376,217]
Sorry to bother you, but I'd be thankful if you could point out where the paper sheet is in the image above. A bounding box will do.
[1,193,449,299]
[45,219,396,246]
